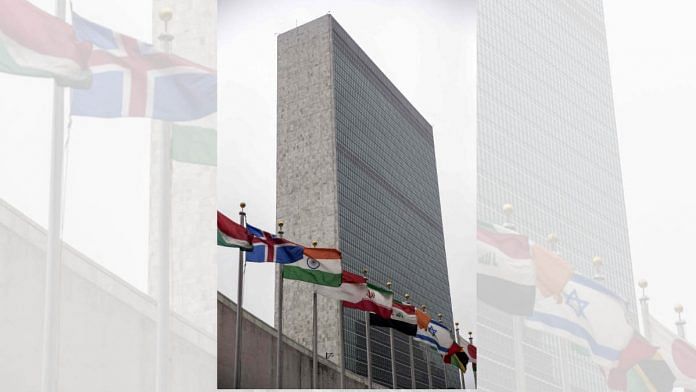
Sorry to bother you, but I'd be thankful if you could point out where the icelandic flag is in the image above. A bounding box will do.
[245,224,304,264]
[69,12,216,121]
[525,273,634,368]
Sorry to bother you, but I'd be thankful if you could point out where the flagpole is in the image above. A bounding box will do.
[311,240,318,389]
[387,282,397,389]
[455,322,465,389]
[548,233,568,392]
[503,203,526,392]
[638,279,651,341]
[233,202,247,388]
[275,220,285,389]
[421,305,432,389]
[41,1,67,391]
[338,301,346,389]
[468,331,477,389]
[363,268,373,389]
[405,294,416,389]
[437,313,448,389]
[155,9,174,392]
[675,304,687,339]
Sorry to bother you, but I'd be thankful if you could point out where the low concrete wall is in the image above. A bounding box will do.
[218,292,380,389]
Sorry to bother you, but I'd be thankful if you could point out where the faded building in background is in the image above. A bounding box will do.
[477,1,638,391]
[276,15,458,388]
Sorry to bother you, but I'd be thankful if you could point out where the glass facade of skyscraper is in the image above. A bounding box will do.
[478,1,638,391]
[331,20,458,389]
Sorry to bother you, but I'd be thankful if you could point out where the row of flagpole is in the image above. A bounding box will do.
[39,6,178,392]
[226,203,474,389]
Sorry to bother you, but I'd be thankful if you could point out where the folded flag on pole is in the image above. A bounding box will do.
[282,247,342,287]
[0,0,91,86]
[477,222,535,315]
[369,300,417,336]
[317,271,393,318]
[414,309,454,354]
[70,12,216,121]
[444,341,477,373]
[607,334,659,390]
[245,224,304,263]
[217,211,251,250]
[525,273,634,368]
[648,315,696,389]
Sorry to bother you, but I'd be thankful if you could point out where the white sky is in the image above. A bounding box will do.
[0,0,693,346]
[604,0,696,338]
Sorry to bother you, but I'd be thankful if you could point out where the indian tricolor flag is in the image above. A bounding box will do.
[283,247,342,287]
[217,211,252,250]
[0,0,91,86]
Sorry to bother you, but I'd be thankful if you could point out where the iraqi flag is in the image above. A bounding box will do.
[0,0,91,86]
[477,222,535,315]
[414,309,454,354]
[245,224,304,264]
[369,300,417,336]
[216,211,252,250]
[282,247,342,287]
[317,271,393,319]
[648,315,696,389]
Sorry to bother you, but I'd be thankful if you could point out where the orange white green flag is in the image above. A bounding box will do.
[282,247,342,287]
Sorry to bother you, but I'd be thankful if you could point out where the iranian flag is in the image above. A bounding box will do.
[317,271,393,319]
[283,247,342,287]
[648,315,696,389]
[0,0,91,86]
[217,211,252,250]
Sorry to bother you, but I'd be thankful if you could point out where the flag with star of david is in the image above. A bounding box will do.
[525,273,635,368]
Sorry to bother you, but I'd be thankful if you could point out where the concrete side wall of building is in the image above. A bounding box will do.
[276,14,343,365]
[0,199,215,392]
[217,293,374,389]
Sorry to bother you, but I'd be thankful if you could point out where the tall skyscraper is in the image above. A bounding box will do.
[478,1,637,391]
[276,15,456,388]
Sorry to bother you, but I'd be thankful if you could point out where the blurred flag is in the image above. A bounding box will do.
[531,243,573,302]
[414,309,453,354]
[607,334,658,390]
[621,353,676,392]
[0,0,91,85]
[69,12,216,121]
[525,273,633,368]
[477,222,535,315]
[245,224,304,263]
[216,211,251,250]
[282,247,342,287]
[444,341,477,373]
[648,315,696,389]
[369,300,417,336]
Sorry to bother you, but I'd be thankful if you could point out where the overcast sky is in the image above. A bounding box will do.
[0,0,693,344]
[604,0,696,338]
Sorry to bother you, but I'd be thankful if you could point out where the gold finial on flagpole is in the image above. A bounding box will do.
[437,313,443,322]
[277,220,284,237]
[312,240,318,247]
[404,293,411,305]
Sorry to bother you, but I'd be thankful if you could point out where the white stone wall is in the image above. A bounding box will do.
[276,15,343,364]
